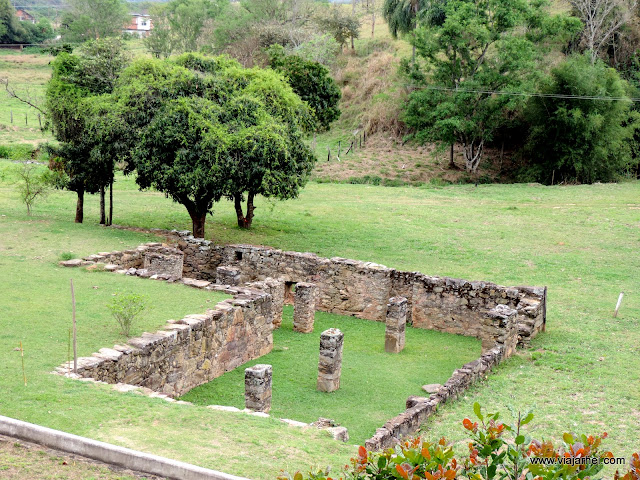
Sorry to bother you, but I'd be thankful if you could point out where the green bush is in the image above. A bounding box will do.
[107,292,148,337]
[282,404,640,480]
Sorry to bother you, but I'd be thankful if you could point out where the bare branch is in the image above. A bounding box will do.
[1,78,47,116]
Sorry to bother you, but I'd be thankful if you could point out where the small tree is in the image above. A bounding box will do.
[107,293,147,337]
[144,5,175,59]
[16,163,52,216]
[316,7,360,51]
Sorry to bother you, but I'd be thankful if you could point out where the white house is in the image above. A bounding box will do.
[124,14,152,37]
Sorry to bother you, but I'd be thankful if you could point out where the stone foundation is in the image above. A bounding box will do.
[81,226,549,446]
[139,230,546,348]
[55,246,276,398]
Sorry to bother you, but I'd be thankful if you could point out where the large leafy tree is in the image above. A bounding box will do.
[115,54,315,237]
[404,0,580,173]
[268,45,341,132]
[45,38,129,224]
[61,0,129,42]
[525,54,638,184]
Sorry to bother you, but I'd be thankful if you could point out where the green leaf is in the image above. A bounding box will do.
[294,473,303,480]
[521,413,534,425]
[378,456,387,469]
[515,435,525,445]
[473,402,483,421]
[563,433,574,444]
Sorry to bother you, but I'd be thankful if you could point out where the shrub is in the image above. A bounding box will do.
[281,404,640,480]
[107,293,148,337]
[16,163,54,215]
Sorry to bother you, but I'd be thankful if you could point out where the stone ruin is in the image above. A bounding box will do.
[56,227,547,447]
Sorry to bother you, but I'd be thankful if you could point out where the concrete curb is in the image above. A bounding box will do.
[0,415,250,480]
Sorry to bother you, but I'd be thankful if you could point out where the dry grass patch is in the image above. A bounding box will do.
[0,435,164,480]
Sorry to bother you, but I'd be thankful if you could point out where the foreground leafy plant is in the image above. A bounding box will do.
[280,404,639,480]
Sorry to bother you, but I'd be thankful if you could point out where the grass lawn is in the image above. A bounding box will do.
[1,165,639,477]
[182,306,481,443]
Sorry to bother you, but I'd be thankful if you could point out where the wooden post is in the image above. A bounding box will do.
[38,113,42,128]
[20,341,26,386]
[71,279,77,373]
[25,113,28,126]
[338,140,341,157]
[327,147,330,162]
[10,110,13,124]
[67,328,71,376]
[613,292,624,318]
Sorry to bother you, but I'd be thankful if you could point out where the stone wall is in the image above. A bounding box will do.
[97,226,548,447]
[160,231,546,348]
[56,246,275,398]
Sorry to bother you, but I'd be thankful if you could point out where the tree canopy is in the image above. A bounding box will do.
[268,45,341,132]
[525,54,638,184]
[45,38,130,224]
[114,54,316,237]
[404,0,581,173]
[61,0,129,42]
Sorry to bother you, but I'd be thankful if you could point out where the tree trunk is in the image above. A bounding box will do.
[189,210,207,239]
[463,139,484,173]
[234,192,255,229]
[75,188,84,224]
[372,12,375,37]
[448,143,457,169]
[99,185,106,225]
[108,179,113,226]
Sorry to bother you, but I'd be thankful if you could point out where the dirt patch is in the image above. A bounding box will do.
[313,134,514,185]
[0,434,167,480]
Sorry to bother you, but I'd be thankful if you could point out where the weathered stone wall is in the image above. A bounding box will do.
[158,232,546,348]
[365,343,508,451]
[57,246,275,398]
[98,226,548,447]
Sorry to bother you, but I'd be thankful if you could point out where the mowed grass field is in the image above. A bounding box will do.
[1,157,639,477]
[182,307,480,443]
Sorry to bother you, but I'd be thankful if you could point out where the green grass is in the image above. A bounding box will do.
[182,306,481,443]
[1,164,640,476]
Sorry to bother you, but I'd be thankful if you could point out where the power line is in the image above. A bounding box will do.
[404,84,640,102]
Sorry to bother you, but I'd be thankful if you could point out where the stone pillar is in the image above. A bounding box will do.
[244,364,272,413]
[293,282,318,333]
[317,328,344,392]
[385,296,407,353]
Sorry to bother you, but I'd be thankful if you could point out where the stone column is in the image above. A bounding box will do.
[385,296,407,353]
[317,328,344,392]
[293,282,318,333]
[244,364,272,413]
